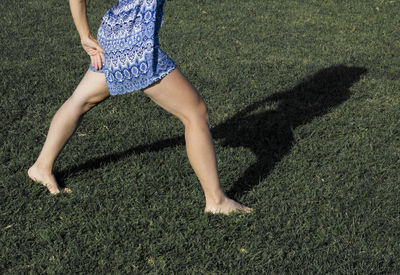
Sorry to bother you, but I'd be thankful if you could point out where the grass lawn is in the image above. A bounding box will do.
[1,0,399,273]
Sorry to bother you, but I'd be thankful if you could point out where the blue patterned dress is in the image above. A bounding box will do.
[89,0,176,95]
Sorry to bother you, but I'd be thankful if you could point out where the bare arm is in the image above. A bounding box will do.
[69,0,105,70]
[69,0,90,38]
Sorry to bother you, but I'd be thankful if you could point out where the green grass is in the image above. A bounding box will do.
[1,0,399,273]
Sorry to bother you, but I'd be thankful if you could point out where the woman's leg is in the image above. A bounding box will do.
[143,67,252,215]
[28,69,111,194]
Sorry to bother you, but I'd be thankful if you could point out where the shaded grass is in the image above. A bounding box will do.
[1,0,399,273]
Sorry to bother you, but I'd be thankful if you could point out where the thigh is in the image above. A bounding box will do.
[143,67,206,122]
[70,69,111,104]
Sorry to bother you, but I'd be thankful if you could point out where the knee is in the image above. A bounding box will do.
[184,100,210,128]
[200,102,210,127]
[68,95,102,114]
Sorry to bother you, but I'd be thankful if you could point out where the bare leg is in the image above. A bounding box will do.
[28,69,110,194]
[143,67,253,215]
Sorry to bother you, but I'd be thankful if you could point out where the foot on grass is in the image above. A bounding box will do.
[27,165,71,195]
[204,197,253,215]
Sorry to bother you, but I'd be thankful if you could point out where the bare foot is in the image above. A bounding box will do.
[204,197,253,215]
[27,165,72,194]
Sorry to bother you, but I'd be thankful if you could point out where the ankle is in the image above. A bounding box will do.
[205,193,228,206]
[31,161,53,174]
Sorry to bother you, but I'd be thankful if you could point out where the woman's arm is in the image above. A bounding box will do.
[69,0,104,70]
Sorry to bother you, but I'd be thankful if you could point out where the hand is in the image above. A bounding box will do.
[81,34,105,70]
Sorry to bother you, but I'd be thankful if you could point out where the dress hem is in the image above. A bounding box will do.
[89,64,177,96]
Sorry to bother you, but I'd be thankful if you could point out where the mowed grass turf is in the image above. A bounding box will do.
[1,0,399,273]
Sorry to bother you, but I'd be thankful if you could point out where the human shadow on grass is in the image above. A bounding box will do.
[57,65,367,198]
[213,65,367,199]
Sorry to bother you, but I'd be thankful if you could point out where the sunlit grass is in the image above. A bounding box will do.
[1,0,399,273]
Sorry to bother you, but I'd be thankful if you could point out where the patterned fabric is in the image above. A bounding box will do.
[89,0,176,95]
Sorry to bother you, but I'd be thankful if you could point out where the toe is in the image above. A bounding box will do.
[62,187,72,194]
